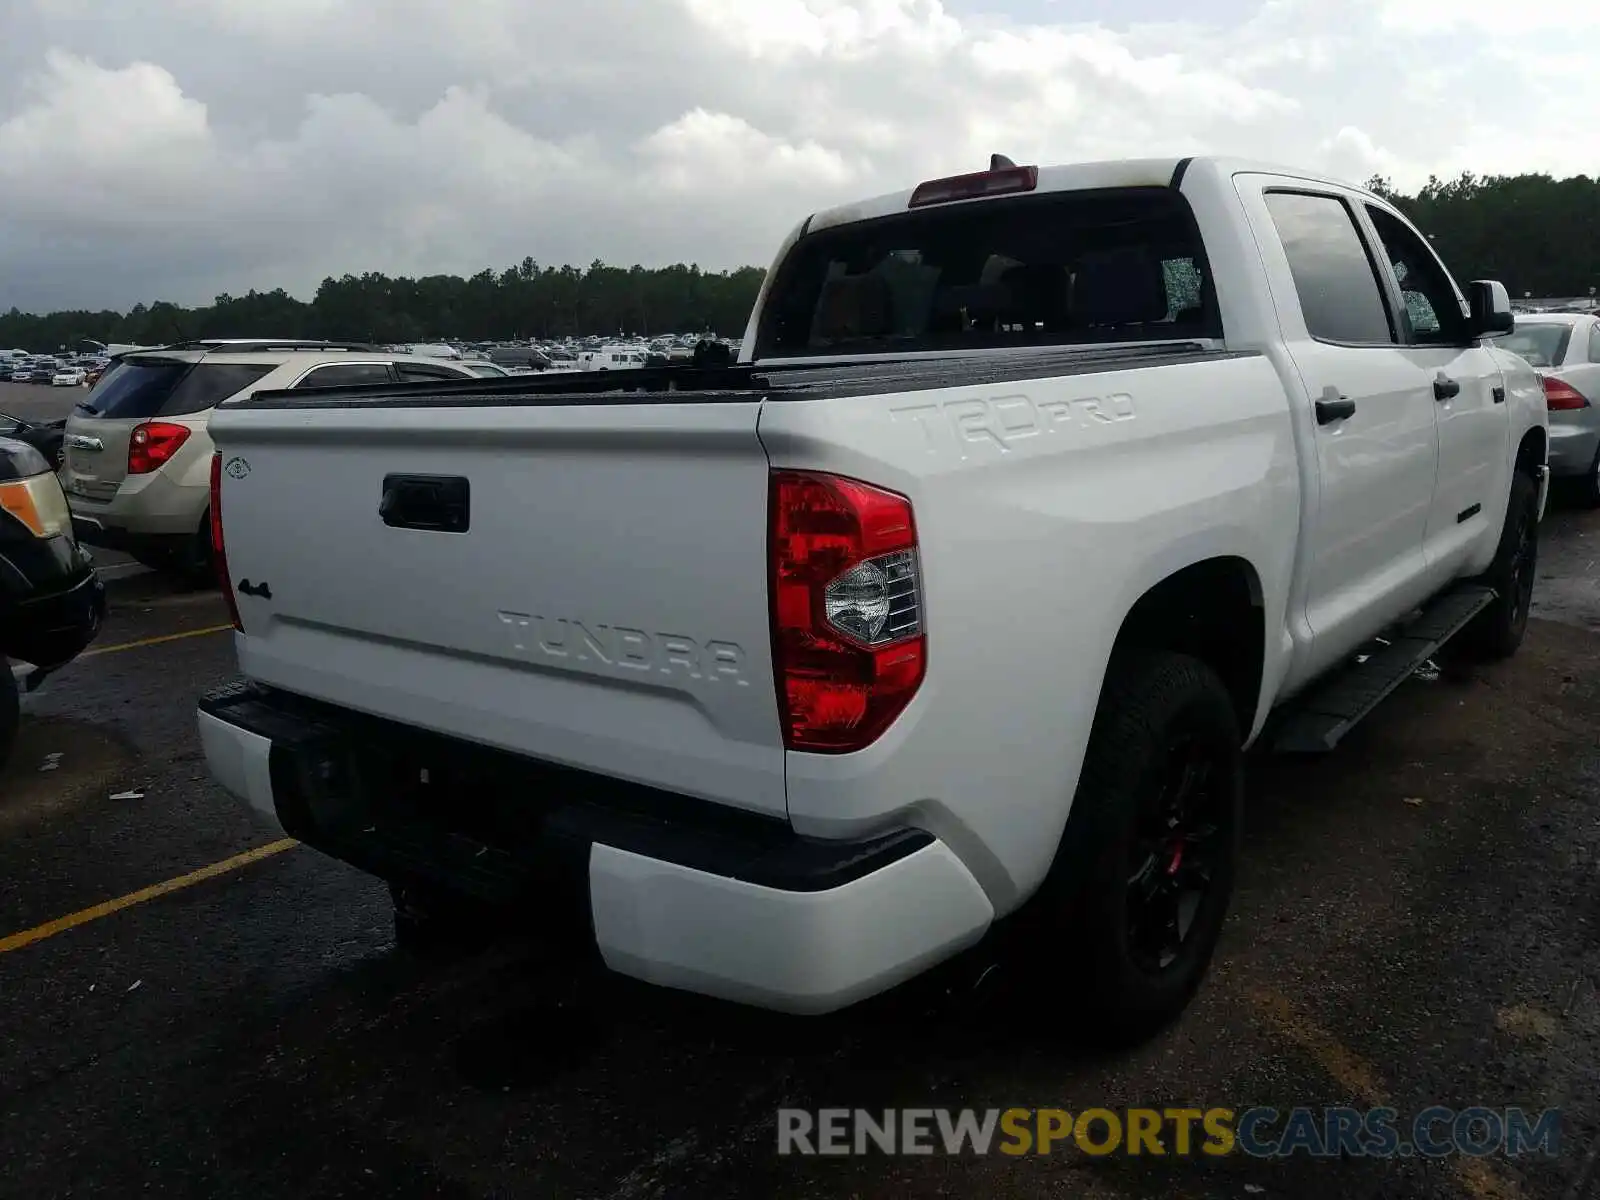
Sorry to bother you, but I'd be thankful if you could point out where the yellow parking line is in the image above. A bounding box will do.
[0,838,299,955]
[80,624,233,658]
[1249,987,1517,1199]
[1249,987,1387,1104]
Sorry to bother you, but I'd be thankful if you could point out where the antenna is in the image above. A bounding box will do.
[990,154,1017,170]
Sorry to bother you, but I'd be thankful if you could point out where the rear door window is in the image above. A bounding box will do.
[394,362,470,382]
[754,186,1222,358]
[293,363,397,388]
[1262,191,1395,345]
[160,363,278,415]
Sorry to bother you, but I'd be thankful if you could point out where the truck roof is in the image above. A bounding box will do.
[804,155,1374,235]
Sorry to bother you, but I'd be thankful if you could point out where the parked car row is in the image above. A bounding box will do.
[2,352,108,386]
[401,332,737,372]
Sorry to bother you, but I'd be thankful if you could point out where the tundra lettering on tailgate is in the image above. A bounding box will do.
[497,611,748,685]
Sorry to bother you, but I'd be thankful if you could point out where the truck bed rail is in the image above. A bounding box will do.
[228,342,1254,410]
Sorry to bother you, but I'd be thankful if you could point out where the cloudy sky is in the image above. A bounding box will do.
[1,0,1593,312]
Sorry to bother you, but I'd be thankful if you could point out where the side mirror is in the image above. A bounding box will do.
[1467,280,1515,337]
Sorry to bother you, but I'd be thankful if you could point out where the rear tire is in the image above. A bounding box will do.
[1453,471,1539,662]
[1036,650,1243,1046]
[177,516,216,589]
[1578,446,1600,509]
[0,666,19,773]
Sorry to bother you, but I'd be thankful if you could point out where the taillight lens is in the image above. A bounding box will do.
[128,421,191,474]
[1541,376,1589,411]
[210,452,242,632]
[769,470,926,753]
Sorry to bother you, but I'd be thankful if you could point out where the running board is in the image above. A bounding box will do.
[1270,584,1497,754]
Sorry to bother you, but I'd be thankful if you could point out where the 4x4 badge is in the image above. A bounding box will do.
[224,457,250,479]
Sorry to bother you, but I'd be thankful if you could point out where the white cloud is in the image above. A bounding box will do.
[2,0,1598,310]
[0,52,207,165]
[1318,126,1400,187]
[1375,0,1600,33]
[638,110,860,191]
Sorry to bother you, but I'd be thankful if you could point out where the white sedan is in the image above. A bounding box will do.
[50,368,86,387]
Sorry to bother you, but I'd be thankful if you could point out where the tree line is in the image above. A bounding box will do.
[0,259,767,353]
[4,170,1599,353]
[1364,171,1599,299]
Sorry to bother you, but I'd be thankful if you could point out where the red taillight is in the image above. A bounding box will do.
[908,165,1038,208]
[128,421,191,474]
[1541,376,1589,411]
[210,452,242,632]
[769,470,926,753]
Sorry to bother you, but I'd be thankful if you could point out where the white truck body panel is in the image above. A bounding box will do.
[759,353,1300,906]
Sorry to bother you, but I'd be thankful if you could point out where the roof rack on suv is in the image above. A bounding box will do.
[156,339,384,353]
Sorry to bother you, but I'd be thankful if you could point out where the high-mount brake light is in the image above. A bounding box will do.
[769,470,926,753]
[210,452,243,632]
[1541,375,1589,411]
[908,164,1038,208]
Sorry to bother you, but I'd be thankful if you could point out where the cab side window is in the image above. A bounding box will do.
[1588,324,1600,364]
[1363,205,1469,345]
[1263,190,1395,345]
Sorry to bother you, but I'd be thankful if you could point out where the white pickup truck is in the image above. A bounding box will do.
[197,156,1547,1041]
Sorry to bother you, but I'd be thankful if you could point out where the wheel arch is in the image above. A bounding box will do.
[1515,425,1546,481]
[1107,555,1267,738]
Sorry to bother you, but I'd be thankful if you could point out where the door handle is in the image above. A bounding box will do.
[1315,391,1355,425]
[1433,374,1461,401]
[1492,385,1506,404]
[379,473,471,532]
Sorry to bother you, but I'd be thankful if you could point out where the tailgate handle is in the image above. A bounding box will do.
[380,474,470,533]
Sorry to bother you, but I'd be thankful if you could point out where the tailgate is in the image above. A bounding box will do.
[61,414,138,501]
[209,397,788,818]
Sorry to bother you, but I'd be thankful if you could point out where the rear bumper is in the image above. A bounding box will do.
[66,475,209,541]
[1547,422,1600,477]
[197,682,993,1015]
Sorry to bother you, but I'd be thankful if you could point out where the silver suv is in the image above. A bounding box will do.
[62,340,480,578]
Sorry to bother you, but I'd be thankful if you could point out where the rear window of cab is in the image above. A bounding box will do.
[754,186,1220,359]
